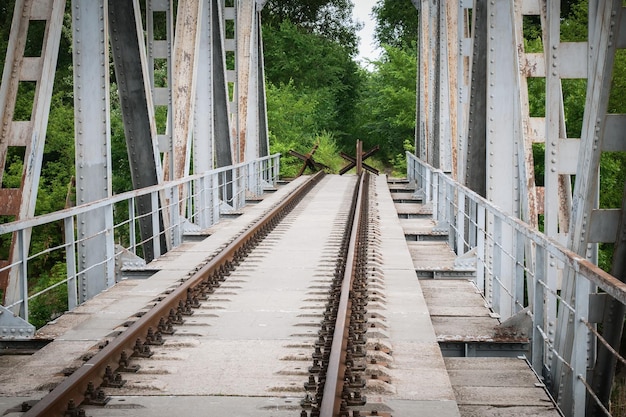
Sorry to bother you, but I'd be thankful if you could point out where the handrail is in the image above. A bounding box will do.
[406,151,625,416]
[0,154,280,329]
[0,154,280,235]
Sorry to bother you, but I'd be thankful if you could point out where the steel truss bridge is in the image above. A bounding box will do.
[0,1,625,416]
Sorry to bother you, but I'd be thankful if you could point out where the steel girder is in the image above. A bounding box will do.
[416,0,626,413]
[416,0,456,174]
[0,0,269,317]
[552,2,626,415]
[72,0,114,304]
[108,0,167,264]
[0,0,65,314]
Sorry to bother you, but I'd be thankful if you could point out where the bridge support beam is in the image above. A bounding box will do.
[108,0,166,263]
[553,2,626,414]
[415,0,456,174]
[73,0,115,303]
[0,0,65,314]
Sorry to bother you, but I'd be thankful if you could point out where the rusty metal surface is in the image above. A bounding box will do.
[108,0,166,262]
[319,173,367,417]
[172,0,200,182]
[22,171,325,417]
[0,0,66,307]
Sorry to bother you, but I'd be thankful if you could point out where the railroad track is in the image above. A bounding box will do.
[20,171,390,417]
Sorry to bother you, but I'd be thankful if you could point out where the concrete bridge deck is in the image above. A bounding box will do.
[0,175,559,416]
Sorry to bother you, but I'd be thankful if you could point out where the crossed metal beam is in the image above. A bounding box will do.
[288,144,328,177]
[339,142,379,175]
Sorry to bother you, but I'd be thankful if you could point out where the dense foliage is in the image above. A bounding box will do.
[262,0,417,175]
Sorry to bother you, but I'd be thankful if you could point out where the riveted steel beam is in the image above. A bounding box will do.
[172,0,201,182]
[464,0,487,197]
[108,0,166,262]
[73,0,115,303]
[0,0,65,314]
[416,0,457,174]
[552,2,624,414]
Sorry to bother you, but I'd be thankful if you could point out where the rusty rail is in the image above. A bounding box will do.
[23,171,325,417]
[318,172,369,417]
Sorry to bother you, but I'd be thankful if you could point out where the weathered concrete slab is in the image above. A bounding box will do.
[458,405,560,417]
[399,217,445,237]
[387,181,414,192]
[395,202,433,215]
[0,177,307,404]
[408,241,458,270]
[391,191,421,201]
[453,386,554,406]
[444,358,559,416]
[85,396,301,417]
[431,317,499,341]
[376,175,460,416]
[446,358,542,387]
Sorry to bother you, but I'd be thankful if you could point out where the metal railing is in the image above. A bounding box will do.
[407,152,626,417]
[0,154,279,333]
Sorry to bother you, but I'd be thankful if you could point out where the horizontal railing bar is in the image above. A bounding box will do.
[0,155,280,235]
[406,152,626,306]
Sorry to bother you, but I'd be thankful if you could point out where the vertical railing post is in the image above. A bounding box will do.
[64,217,78,310]
[105,204,115,287]
[492,216,503,316]
[476,204,486,293]
[456,190,465,255]
[255,160,261,195]
[151,191,161,258]
[171,185,181,248]
[532,244,546,372]
[425,167,431,203]
[231,167,240,209]
[447,182,454,246]
[546,253,558,367]
[251,160,259,196]
[186,180,194,224]
[245,161,253,195]
[431,171,439,222]
[197,174,209,229]
[17,229,28,321]
[571,271,589,417]
[129,198,137,254]
[511,230,530,313]
[468,198,477,248]
[212,171,220,224]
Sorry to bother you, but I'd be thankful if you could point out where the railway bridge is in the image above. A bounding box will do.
[1,1,626,416]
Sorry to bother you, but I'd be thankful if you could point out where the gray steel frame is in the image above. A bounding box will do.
[0,0,269,313]
[414,0,626,414]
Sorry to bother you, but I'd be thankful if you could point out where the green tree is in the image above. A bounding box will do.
[353,45,416,164]
[265,81,340,176]
[262,19,363,147]
[372,0,418,51]
[262,0,361,54]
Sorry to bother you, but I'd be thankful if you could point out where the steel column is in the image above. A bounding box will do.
[0,0,66,311]
[464,0,487,197]
[146,0,174,178]
[553,2,623,413]
[73,0,114,302]
[415,0,462,174]
[172,0,201,182]
[108,0,166,262]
